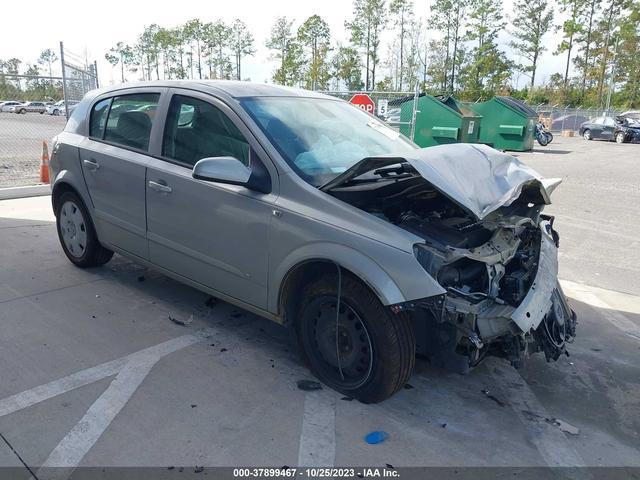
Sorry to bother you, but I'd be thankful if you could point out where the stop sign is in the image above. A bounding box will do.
[349,93,375,115]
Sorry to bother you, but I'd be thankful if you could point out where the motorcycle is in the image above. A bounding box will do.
[535,122,554,146]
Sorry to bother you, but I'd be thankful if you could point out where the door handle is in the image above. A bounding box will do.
[148,180,172,194]
[83,159,99,170]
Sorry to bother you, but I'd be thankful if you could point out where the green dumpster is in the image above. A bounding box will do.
[399,94,482,147]
[465,96,537,151]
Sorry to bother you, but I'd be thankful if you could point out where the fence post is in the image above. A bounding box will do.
[59,41,69,119]
[409,83,420,141]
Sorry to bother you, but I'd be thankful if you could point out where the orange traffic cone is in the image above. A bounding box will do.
[40,141,50,184]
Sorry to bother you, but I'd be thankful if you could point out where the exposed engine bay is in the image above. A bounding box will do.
[324,150,577,372]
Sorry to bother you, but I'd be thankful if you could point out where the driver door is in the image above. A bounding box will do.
[145,90,277,310]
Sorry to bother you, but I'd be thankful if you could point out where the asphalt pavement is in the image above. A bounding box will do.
[0,136,638,478]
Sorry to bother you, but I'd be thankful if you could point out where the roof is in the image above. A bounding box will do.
[91,80,335,100]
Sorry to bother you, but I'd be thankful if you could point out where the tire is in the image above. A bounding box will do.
[19,108,26,114]
[55,191,114,268]
[545,132,553,144]
[296,273,415,403]
[583,129,592,140]
[615,132,625,144]
[537,133,549,146]
[53,109,59,116]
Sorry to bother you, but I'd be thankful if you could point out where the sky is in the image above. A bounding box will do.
[0,0,569,90]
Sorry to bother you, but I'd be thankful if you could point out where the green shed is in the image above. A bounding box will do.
[399,94,482,147]
[465,97,537,151]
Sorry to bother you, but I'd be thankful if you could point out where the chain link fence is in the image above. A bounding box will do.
[0,43,98,188]
[320,90,420,138]
[530,105,624,132]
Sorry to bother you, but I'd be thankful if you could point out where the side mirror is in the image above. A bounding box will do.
[192,156,251,186]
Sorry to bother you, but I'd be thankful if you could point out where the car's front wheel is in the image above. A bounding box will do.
[19,108,26,114]
[296,272,415,403]
[583,129,592,140]
[615,132,625,144]
[55,191,114,268]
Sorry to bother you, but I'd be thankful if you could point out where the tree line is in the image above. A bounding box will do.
[1,0,638,108]
[0,49,63,100]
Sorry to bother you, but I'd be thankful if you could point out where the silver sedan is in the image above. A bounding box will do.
[49,81,576,402]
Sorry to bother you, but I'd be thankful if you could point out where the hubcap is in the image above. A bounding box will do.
[60,201,87,258]
[309,299,373,389]
[583,131,590,140]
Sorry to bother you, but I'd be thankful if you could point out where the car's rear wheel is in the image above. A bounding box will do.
[583,129,592,140]
[296,272,415,403]
[615,132,625,144]
[55,191,113,268]
[53,109,59,116]
[19,108,26,114]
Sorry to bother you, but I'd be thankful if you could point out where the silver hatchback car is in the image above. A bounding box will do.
[50,81,576,402]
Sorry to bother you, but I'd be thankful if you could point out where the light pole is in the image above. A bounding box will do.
[604,31,620,117]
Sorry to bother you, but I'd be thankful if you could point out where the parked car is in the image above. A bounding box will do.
[579,116,617,141]
[613,116,640,143]
[49,81,577,402]
[46,100,79,116]
[9,101,47,114]
[0,101,22,112]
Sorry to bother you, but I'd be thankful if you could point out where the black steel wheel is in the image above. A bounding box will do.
[297,272,415,403]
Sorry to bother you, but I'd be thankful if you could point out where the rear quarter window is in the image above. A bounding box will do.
[89,98,111,138]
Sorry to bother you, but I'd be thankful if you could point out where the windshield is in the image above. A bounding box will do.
[241,97,417,186]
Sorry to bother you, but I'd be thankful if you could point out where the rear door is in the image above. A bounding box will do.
[78,89,163,259]
[601,117,615,140]
[145,89,277,309]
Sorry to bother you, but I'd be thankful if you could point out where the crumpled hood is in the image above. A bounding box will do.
[322,143,562,220]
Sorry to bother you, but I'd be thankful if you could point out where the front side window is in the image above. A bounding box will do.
[241,97,417,186]
[162,95,249,167]
[89,98,110,138]
[103,93,160,151]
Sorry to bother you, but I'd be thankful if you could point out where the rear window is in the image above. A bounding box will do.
[103,93,160,151]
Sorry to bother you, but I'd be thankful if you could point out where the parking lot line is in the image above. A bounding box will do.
[297,390,337,467]
[490,360,586,469]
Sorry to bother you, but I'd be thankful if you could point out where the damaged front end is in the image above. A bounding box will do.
[323,143,577,372]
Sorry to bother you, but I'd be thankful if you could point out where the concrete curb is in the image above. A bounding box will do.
[0,184,51,201]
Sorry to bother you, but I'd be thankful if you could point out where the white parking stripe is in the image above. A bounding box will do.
[0,332,207,419]
[560,280,640,340]
[490,360,586,468]
[34,360,156,480]
[297,390,336,467]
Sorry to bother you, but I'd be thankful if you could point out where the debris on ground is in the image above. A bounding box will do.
[220,348,228,353]
[169,314,193,327]
[230,311,244,318]
[404,383,414,390]
[386,463,394,469]
[547,418,580,435]
[297,380,322,391]
[364,431,389,444]
[341,396,354,401]
[137,275,145,282]
[205,296,218,307]
[522,410,580,435]
[194,466,204,473]
[95,294,100,298]
[481,389,506,407]
[441,423,447,428]
[191,404,197,408]
[209,343,215,347]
